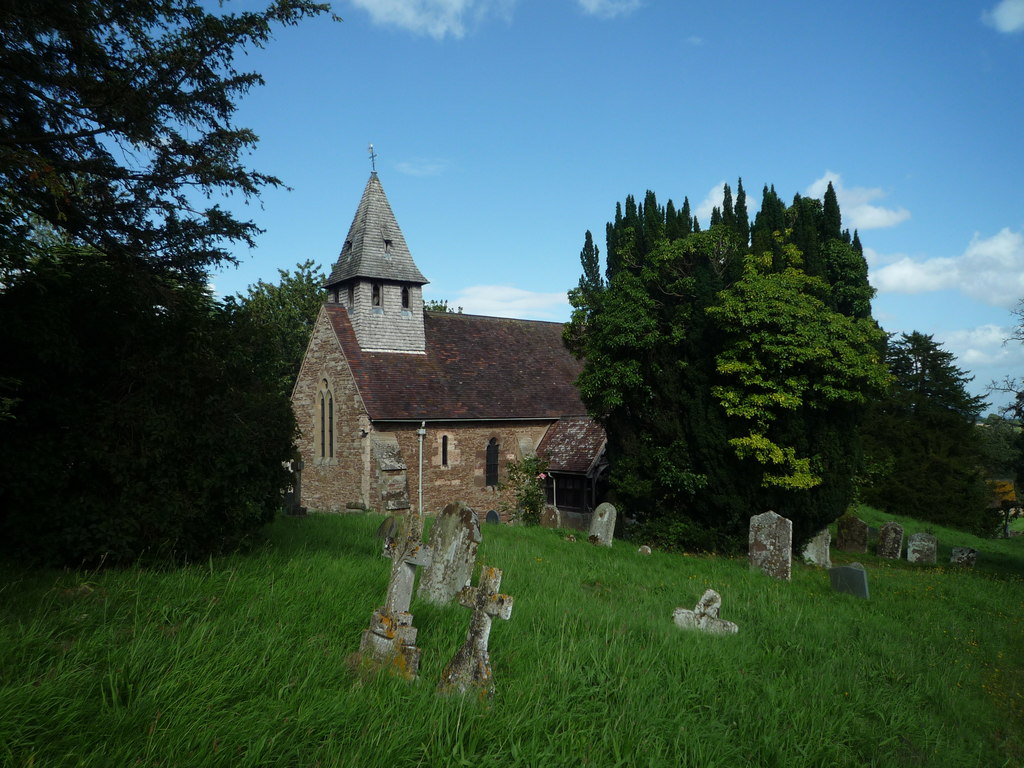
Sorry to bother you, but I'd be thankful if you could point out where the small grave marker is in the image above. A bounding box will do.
[673,589,738,635]
[801,528,832,569]
[589,502,617,547]
[836,515,869,553]
[438,565,514,697]
[906,532,937,564]
[829,562,869,599]
[749,510,792,581]
[950,546,977,567]
[418,501,481,606]
[485,509,500,525]
[877,522,904,559]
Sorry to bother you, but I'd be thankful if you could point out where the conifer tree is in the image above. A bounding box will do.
[721,183,736,232]
[735,178,750,247]
[821,181,843,242]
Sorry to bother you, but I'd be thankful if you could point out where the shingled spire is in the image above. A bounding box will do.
[325,173,428,353]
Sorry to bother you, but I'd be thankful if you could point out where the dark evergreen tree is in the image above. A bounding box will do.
[710,206,722,228]
[577,230,603,296]
[735,178,750,248]
[751,185,786,257]
[721,183,736,233]
[821,181,843,242]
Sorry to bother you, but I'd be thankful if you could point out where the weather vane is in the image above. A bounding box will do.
[368,143,377,172]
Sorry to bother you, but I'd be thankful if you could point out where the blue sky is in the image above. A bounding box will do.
[211,0,1024,409]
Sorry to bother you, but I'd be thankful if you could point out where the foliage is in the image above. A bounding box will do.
[860,332,995,534]
[225,259,325,398]
[500,455,549,525]
[0,247,296,566]
[567,183,886,550]
[424,298,463,313]
[0,0,332,278]
[0,512,1021,767]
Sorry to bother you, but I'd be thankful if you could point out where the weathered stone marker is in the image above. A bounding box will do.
[906,532,937,564]
[877,522,904,559]
[438,565,514,697]
[485,509,500,525]
[673,589,739,635]
[801,528,832,569]
[828,562,869,599]
[836,515,869,553]
[358,514,433,679]
[950,547,978,567]
[589,502,617,547]
[418,501,481,606]
[749,510,792,581]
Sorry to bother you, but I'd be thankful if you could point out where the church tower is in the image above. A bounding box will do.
[324,172,428,353]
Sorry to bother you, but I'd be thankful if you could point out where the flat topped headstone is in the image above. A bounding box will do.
[418,501,481,606]
[673,589,739,635]
[485,509,500,525]
[749,510,792,581]
[828,563,869,599]
[438,565,514,697]
[906,532,937,564]
[950,547,977,567]
[877,522,904,560]
[588,502,617,547]
[836,515,869,553]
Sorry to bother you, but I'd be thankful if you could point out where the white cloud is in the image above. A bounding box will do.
[576,0,642,18]
[694,180,727,223]
[452,285,570,320]
[394,158,448,177]
[806,171,910,231]
[346,0,515,39]
[941,324,1022,368]
[870,228,1024,308]
[983,0,1024,32]
[685,35,703,45]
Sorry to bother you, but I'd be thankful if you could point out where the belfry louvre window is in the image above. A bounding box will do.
[485,438,499,486]
[372,283,382,306]
[401,286,410,309]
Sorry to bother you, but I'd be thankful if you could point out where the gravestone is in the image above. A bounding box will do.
[637,545,652,555]
[950,547,977,567]
[376,515,399,558]
[877,522,904,559]
[801,528,832,569]
[418,502,482,606]
[829,562,869,599]
[748,510,792,581]
[836,515,869,553]
[589,502,617,547]
[539,505,561,529]
[438,565,514,697]
[485,509,500,525]
[906,532,937,564]
[673,589,739,635]
[358,514,433,679]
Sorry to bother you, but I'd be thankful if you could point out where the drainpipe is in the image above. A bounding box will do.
[416,421,427,516]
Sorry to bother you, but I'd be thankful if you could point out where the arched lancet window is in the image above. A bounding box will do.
[485,437,499,487]
[319,379,334,460]
[348,284,354,307]
[319,394,326,458]
[328,392,334,458]
[401,286,410,309]
[441,435,449,467]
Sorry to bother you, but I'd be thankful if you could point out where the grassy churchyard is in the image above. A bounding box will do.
[1,507,1021,768]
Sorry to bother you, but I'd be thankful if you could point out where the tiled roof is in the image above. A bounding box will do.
[325,173,428,288]
[537,415,607,474]
[326,306,590,421]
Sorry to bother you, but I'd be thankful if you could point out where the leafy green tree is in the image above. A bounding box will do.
[860,332,994,533]
[0,247,296,566]
[226,260,325,398]
[0,0,331,277]
[424,299,463,313]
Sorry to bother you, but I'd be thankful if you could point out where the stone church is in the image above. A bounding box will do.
[291,172,607,522]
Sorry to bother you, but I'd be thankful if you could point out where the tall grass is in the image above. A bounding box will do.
[1,509,1021,767]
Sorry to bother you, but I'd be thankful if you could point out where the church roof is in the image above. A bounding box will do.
[325,305,590,421]
[536,415,607,475]
[325,173,428,288]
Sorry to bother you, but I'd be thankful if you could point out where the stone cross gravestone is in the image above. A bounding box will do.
[437,565,514,697]
[906,532,937,564]
[828,562,869,599]
[877,522,904,559]
[836,515,869,553]
[749,510,792,581]
[589,502,617,547]
[673,589,739,635]
[358,514,433,679]
[801,528,832,569]
[950,547,977,567]
[418,501,481,606]
[485,509,500,525]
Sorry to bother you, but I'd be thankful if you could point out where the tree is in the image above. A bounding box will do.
[860,332,995,533]
[0,0,331,278]
[424,299,463,313]
[226,260,325,398]
[0,247,296,566]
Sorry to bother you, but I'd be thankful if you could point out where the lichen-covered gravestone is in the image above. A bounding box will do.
[828,562,869,599]
[357,514,432,679]
[906,532,937,564]
[836,514,869,553]
[950,546,978,567]
[749,510,792,581]
[877,522,904,559]
[437,565,514,697]
[673,589,738,635]
[801,528,832,569]
[588,502,616,547]
[418,501,481,606]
